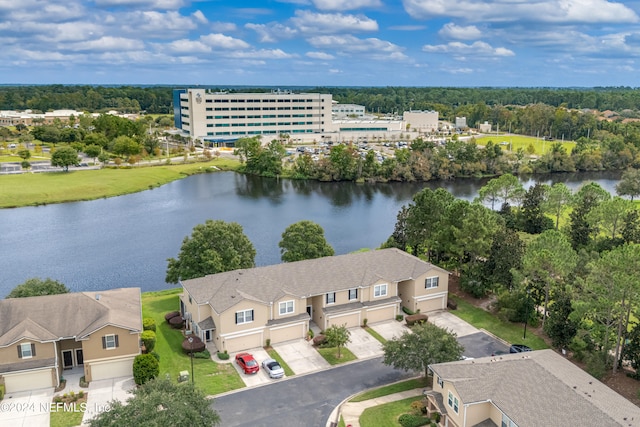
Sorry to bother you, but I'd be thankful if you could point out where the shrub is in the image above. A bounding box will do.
[164,311,181,322]
[217,351,230,360]
[265,338,271,348]
[313,334,326,347]
[362,318,368,327]
[143,317,156,332]
[78,391,84,398]
[406,313,429,326]
[182,336,206,353]
[398,413,430,427]
[141,330,157,353]
[0,384,4,400]
[402,306,415,315]
[169,315,184,329]
[447,299,457,310]
[396,314,404,321]
[79,376,89,387]
[585,351,610,380]
[193,349,211,359]
[133,353,159,385]
[150,351,160,362]
[307,329,315,339]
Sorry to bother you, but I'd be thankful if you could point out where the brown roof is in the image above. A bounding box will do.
[182,248,445,313]
[0,288,142,347]
[430,350,640,427]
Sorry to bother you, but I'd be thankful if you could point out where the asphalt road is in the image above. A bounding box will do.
[458,331,510,358]
[212,357,414,427]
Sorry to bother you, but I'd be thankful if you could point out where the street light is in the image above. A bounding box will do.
[523,289,532,340]
[188,337,194,384]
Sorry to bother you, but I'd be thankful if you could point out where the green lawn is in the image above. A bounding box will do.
[449,295,548,350]
[0,158,241,208]
[266,348,295,377]
[350,378,428,402]
[141,289,244,396]
[49,394,87,427]
[364,326,387,344]
[317,346,358,365]
[475,135,576,155]
[359,396,427,427]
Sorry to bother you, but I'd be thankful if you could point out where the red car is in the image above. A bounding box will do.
[235,352,259,374]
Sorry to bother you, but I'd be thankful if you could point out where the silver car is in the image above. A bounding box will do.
[261,358,285,379]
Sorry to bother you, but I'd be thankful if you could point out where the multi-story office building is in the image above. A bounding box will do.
[173,88,332,143]
[331,103,366,118]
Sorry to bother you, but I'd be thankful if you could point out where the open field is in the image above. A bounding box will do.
[475,134,576,155]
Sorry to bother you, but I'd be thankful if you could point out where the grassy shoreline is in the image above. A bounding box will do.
[0,158,241,209]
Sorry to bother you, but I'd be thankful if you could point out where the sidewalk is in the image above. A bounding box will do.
[332,388,426,427]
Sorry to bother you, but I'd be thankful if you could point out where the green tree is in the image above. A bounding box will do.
[484,227,525,290]
[84,144,102,163]
[89,378,220,427]
[587,196,634,240]
[518,183,551,234]
[569,183,610,250]
[133,353,159,385]
[543,289,577,350]
[616,168,640,201]
[50,146,79,171]
[622,322,640,379]
[382,322,464,377]
[111,135,141,158]
[486,173,525,207]
[166,220,256,283]
[324,324,351,359]
[477,178,501,210]
[17,149,31,160]
[543,182,573,230]
[279,220,335,262]
[7,278,69,298]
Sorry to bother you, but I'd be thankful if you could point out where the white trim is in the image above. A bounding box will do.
[62,349,74,368]
[373,283,388,298]
[84,353,139,364]
[414,291,447,302]
[220,326,265,339]
[278,300,295,315]
[365,303,398,312]
[104,334,117,350]
[235,308,254,325]
[269,320,307,331]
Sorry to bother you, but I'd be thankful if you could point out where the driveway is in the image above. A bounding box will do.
[428,311,479,337]
[230,347,277,387]
[0,387,53,427]
[81,376,135,425]
[346,327,383,359]
[272,339,330,375]
[369,320,409,341]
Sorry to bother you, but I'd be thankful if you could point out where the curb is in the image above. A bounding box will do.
[479,328,511,347]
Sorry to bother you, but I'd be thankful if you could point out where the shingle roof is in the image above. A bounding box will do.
[429,350,640,427]
[0,288,142,347]
[182,248,444,313]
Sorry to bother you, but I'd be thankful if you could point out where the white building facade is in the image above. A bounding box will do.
[402,110,439,133]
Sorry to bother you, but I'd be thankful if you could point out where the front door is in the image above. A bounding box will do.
[205,330,211,342]
[62,350,73,369]
[75,349,84,365]
[306,305,312,318]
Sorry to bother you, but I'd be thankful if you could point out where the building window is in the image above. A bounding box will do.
[448,391,459,414]
[502,414,518,427]
[348,288,358,300]
[425,277,439,289]
[102,334,119,350]
[326,292,336,304]
[279,300,294,315]
[236,309,254,324]
[18,342,35,359]
[374,284,388,298]
[437,376,444,388]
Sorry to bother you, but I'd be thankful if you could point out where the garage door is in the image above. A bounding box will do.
[90,358,133,381]
[327,312,360,329]
[3,369,54,392]
[224,332,263,353]
[366,306,396,324]
[270,324,305,344]
[417,296,445,313]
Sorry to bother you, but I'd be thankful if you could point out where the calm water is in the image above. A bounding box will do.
[0,171,622,297]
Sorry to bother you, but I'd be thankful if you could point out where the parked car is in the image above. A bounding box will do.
[261,358,285,379]
[509,344,532,353]
[235,353,259,374]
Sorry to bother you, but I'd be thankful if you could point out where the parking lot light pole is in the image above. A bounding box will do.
[188,337,194,384]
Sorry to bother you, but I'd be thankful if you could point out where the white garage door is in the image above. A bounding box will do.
[366,306,396,324]
[270,324,305,344]
[4,369,54,393]
[327,312,360,329]
[417,296,445,313]
[224,332,263,353]
[90,358,133,381]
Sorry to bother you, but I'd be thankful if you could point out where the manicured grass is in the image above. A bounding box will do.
[359,396,427,427]
[350,378,428,402]
[0,158,241,208]
[317,346,358,365]
[363,326,387,344]
[141,289,244,396]
[338,415,346,427]
[449,295,548,350]
[475,135,576,155]
[49,395,87,427]
[266,348,295,377]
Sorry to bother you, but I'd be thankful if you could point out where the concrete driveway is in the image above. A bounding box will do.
[272,339,330,375]
[81,376,135,425]
[0,387,53,427]
[346,327,383,359]
[369,320,409,341]
[230,347,277,387]
[428,311,479,337]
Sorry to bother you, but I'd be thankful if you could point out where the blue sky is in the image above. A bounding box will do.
[2,0,640,87]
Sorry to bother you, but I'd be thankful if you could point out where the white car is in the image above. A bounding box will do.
[261,358,285,379]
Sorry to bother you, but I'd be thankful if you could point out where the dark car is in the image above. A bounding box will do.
[509,344,532,353]
[235,353,259,374]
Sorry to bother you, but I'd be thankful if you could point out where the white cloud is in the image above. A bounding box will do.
[403,0,639,24]
[290,10,379,33]
[388,25,426,31]
[165,33,250,54]
[308,34,408,60]
[245,23,298,42]
[199,33,250,49]
[423,41,515,58]
[66,36,144,52]
[227,49,294,59]
[306,51,335,59]
[192,10,208,24]
[94,0,185,9]
[312,0,382,10]
[438,23,482,40]
[211,22,237,32]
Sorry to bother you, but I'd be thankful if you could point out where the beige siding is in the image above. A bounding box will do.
[223,331,263,352]
[398,268,449,313]
[416,295,446,313]
[309,296,324,326]
[2,369,55,392]
[464,401,494,427]
[269,323,306,344]
[365,305,397,324]
[273,296,305,320]
[441,382,464,427]
[363,281,397,302]
[326,311,361,329]
[219,300,269,335]
[82,325,140,362]
[88,357,134,382]
[0,339,56,363]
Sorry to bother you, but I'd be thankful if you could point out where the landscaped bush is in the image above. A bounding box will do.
[0,384,4,400]
[405,313,429,326]
[398,413,430,427]
[143,317,157,332]
[447,299,457,310]
[141,330,156,353]
[193,349,211,359]
[164,311,181,322]
[402,306,415,315]
[217,351,230,360]
[396,314,404,321]
[168,315,184,329]
[313,334,326,347]
[181,336,206,353]
[133,353,159,386]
